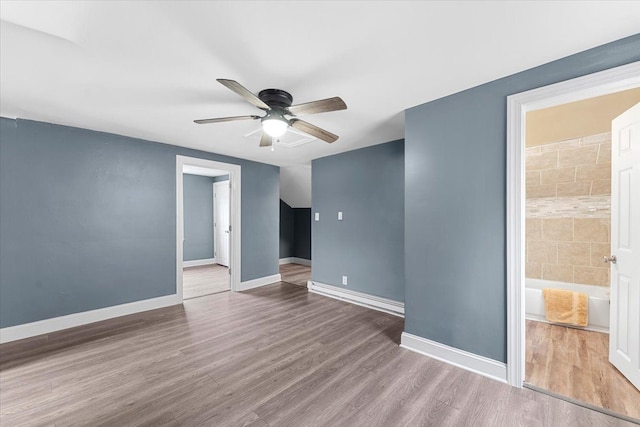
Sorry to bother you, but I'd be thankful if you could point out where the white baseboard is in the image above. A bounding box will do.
[307,281,404,317]
[400,332,507,384]
[0,294,181,344]
[279,257,312,266]
[237,274,282,291]
[183,258,217,268]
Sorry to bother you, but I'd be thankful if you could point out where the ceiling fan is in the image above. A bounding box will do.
[194,79,347,147]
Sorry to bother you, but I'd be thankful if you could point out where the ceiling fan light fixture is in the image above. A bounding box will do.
[262,117,288,137]
[194,79,346,145]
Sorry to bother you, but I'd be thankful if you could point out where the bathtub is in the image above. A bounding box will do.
[525,278,610,333]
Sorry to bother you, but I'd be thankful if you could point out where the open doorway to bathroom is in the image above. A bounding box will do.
[523,88,640,419]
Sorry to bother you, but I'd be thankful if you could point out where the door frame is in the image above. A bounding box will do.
[176,155,241,299]
[505,61,640,387]
[213,180,230,267]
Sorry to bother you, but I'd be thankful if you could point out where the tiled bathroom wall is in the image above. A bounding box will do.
[525,132,611,286]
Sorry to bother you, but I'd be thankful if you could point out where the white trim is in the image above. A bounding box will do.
[177,156,241,299]
[525,278,610,333]
[307,281,404,317]
[0,294,181,344]
[506,61,640,388]
[237,274,282,291]
[183,258,217,268]
[213,183,216,264]
[526,315,609,334]
[213,180,231,267]
[400,332,507,384]
[279,257,312,266]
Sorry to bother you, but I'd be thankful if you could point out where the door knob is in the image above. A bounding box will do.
[603,255,617,264]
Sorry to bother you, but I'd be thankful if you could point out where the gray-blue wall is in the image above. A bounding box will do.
[293,208,311,260]
[183,174,214,261]
[312,139,404,302]
[0,118,279,328]
[280,200,295,258]
[404,34,640,362]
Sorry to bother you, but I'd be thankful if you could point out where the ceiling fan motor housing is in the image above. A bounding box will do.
[258,89,293,109]
[195,79,345,144]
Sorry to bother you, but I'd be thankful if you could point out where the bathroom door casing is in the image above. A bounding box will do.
[214,181,230,267]
[609,102,640,391]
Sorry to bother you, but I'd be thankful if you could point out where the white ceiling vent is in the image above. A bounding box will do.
[244,127,316,148]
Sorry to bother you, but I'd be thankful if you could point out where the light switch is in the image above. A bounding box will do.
[315,212,320,221]
[338,211,343,221]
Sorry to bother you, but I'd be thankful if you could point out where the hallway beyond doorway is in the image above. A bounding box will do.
[280,264,311,287]
[183,264,230,299]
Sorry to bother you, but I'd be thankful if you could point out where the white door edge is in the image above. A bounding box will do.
[609,102,640,390]
[213,180,230,267]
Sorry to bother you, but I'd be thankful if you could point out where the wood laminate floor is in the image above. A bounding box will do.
[525,320,640,420]
[182,264,229,299]
[279,263,311,287]
[1,285,635,427]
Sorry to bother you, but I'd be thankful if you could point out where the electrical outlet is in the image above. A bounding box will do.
[315,212,320,221]
[342,276,348,286]
[338,211,343,220]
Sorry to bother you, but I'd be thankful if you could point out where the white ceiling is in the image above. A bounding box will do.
[1,1,639,167]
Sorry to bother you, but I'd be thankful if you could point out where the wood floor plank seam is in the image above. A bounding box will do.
[1,266,635,427]
[526,320,640,420]
[173,314,399,425]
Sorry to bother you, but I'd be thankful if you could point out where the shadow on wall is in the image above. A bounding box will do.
[280,200,311,261]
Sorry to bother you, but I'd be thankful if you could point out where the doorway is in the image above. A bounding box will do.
[176,156,241,300]
[506,62,640,420]
[523,91,640,418]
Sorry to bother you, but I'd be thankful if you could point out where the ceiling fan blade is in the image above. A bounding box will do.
[259,132,273,147]
[289,119,338,143]
[217,79,270,110]
[194,115,260,124]
[287,97,347,116]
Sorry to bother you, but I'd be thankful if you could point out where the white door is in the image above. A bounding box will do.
[609,102,640,391]
[214,181,230,267]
